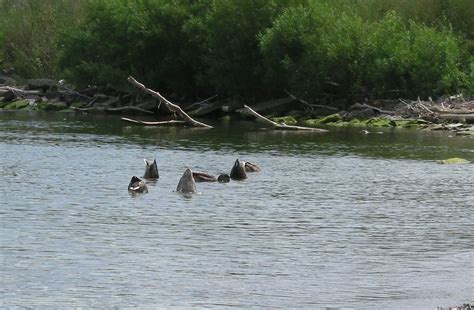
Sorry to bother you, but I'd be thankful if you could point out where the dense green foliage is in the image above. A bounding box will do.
[59,0,304,97]
[191,0,305,98]
[342,0,474,51]
[59,0,198,94]
[260,5,469,99]
[0,0,473,100]
[0,0,84,78]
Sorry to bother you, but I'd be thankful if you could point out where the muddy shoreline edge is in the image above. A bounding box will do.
[1,77,473,137]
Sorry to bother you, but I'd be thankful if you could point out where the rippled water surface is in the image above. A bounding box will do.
[0,111,473,309]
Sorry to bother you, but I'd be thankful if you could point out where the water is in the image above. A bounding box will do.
[0,111,473,309]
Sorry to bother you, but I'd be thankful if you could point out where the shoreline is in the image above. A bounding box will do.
[1,78,473,136]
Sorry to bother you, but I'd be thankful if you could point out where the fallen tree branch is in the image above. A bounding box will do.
[184,94,218,112]
[398,98,416,113]
[72,106,154,114]
[121,117,186,126]
[105,106,155,114]
[84,97,99,108]
[249,97,295,113]
[135,99,159,111]
[285,90,339,111]
[417,97,434,114]
[127,76,213,128]
[243,105,328,132]
[438,113,474,122]
[58,86,92,101]
[188,101,222,117]
[0,86,43,94]
[0,86,44,100]
[349,102,395,115]
[430,106,474,114]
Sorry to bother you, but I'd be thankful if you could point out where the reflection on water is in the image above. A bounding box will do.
[0,111,473,309]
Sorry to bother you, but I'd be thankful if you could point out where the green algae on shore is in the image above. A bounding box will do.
[437,157,470,164]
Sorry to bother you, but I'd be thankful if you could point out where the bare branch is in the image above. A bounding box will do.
[285,90,339,111]
[127,76,213,128]
[243,105,328,132]
[121,117,186,126]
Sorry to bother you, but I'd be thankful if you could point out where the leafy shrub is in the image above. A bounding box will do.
[369,13,468,98]
[192,0,304,99]
[260,5,469,100]
[59,0,203,94]
[0,0,84,78]
[60,0,305,98]
[328,0,473,42]
[260,3,376,99]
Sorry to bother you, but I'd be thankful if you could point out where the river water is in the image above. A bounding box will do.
[0,111,473,309]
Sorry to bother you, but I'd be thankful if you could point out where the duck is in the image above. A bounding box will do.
[176,168,197,194]
[192,171,217,182]
[229,159,261,180]
[230,159,247,180]
[143,158,159,179]
[128,176,148,193]
[192,171,232,183]
[244,161,261,172]
[217,173,230,183]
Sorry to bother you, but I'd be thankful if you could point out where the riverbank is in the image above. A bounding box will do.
[1,77,473,136]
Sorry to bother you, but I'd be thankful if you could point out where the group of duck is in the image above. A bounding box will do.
[127,158,261,194]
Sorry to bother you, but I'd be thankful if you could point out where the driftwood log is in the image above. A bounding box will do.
[72,106,155,114]
[396,97,474,123]
[349,102,395,115]
[0,86,43,101]
[127,76,213,128]
[184,94,218,112]
[121,117,186,126]
[249,97,295,113]
[188,101,222,117]
[430,106,474,114]
[1,85,92,104]
[438,114,474,122]
[0,86,43,96]
[285,90,340,111]
[243,105,328,132]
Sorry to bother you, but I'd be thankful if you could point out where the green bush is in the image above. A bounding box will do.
[260,3,376,99]
[0,0,84,78]
[260,5,469,100]
[368,12,468,98]
[192,0,304,99]
[59,0,205,94]
[352,0,474,43]
[59,0,305,98]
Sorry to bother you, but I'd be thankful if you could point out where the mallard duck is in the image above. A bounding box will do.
[230,159,247,180]
[176,168,197,194]
[244,161,261,172]
[192,171,217,182]
[144,158,159,179]
[128,176,148,193]
[217,173,230,183]
[229,159,261,180]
